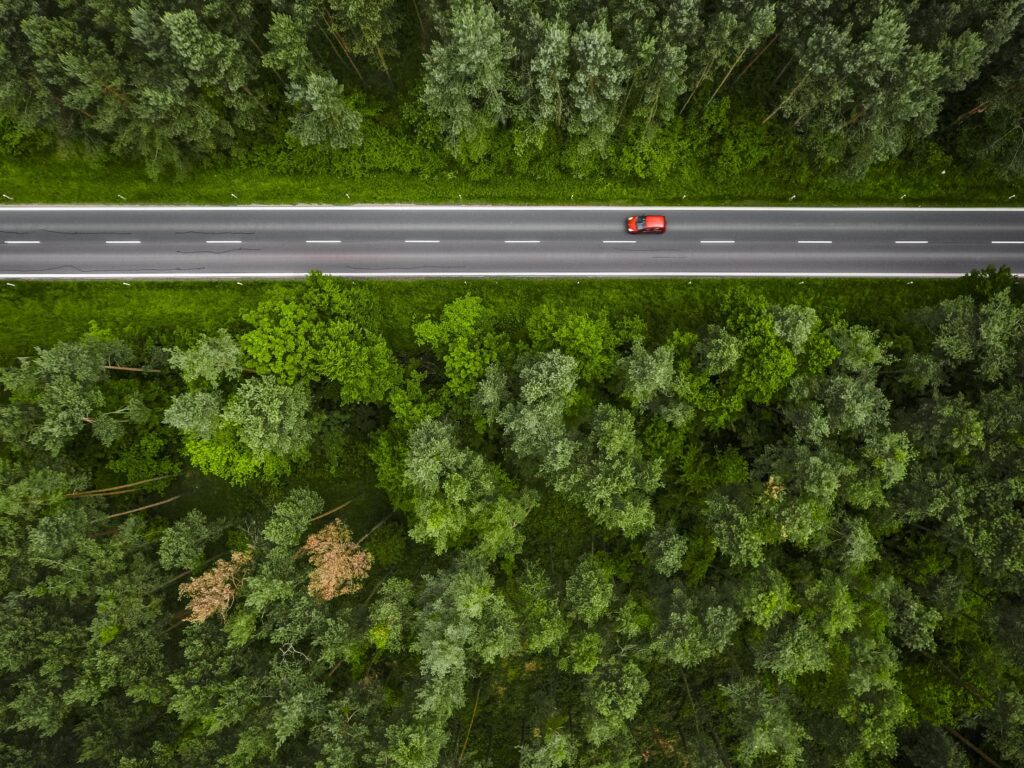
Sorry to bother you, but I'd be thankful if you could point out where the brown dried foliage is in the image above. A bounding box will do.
[650,726,678,756]
[178,550,253,623]
[300,521,373,600]
[765,474,786,501]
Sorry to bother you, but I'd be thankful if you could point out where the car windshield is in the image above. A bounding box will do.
[636,216,646,227]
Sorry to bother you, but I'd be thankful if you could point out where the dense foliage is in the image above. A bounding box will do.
[2,272,1023,766]
[1,0,1023,185]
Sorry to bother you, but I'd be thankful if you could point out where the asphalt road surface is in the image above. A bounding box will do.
[2,205,1023,279]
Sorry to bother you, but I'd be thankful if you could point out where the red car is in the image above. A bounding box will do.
[626,214,667,234]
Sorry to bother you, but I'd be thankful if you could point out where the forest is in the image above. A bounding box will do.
[1,0,1023,198]
[1,272,1023,766]
[2,1,1024,765]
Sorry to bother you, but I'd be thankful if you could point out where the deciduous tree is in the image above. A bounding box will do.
[421,0,515,160]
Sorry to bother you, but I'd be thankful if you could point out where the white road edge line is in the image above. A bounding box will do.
[0,271,977,280]
[305,240,342,244]
[404,240,440,243]
[701,240,736,244]
[505,240,540,243]
[992,240,1024,244]
[3,240,40,244]
[206,240,242,244]
[8,204,1024,212]
[798,240,832,244]
[105,240,141,244]
[894,240,928,244]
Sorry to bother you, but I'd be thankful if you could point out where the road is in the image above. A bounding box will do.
[1,205,1023,279]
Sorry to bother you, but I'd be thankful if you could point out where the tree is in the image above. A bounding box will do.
[567,16,627,161]
[326,0,400,71]
[159,509,214,572]
[722,680,808,768]
[179,550,253,623]
[820,373,890,436]
[0,456,184,761]
[739,565,794,629]
[977,289,1024,382]
[581,660,649,747]
[652,589,740,668]
[262,10,317,79]
[316,320,400,404]
[933,294,978,365]
[421,0,515,160]
[705,490,775,568]
[630,22,689,132]
[242,294,324,383]
[161,9,247,92]
[11,3,263,178]
[677,0,775,111]
[165,376,315,485]
[168,330,242,386]
[645,524,688,576]
[222,377,314,466]
[698,324,742,376]
[561,405,661,537]
[9,275,1024,766]
[0,337,146,456]
[525,302,625,384]
[300,521,373,599]
[565,553,615,627]
[414,295,508,397]
[261,487,322,548]
[884,579,942,654]
[491,352,660,536]
[519,730,577,768]
[677,296,805,428]
[760,616,832,682]
[772,305,821,355]
[970,38,1024,179]
[619,342,675,410]
[163,390,223,440]
[509,564,569,653]
[286,72,362,150]
[770,0,1022,176]
[383,559,518,768]
[368,577,415,652]
[402,418,536,561]
[514,15,571,151]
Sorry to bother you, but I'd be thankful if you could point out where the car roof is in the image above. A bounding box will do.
[646,215,666,225]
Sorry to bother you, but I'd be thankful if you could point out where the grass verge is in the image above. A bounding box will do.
[0,277,981,363]
[1,139,1021,207]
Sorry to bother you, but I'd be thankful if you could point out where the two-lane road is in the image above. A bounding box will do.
[2,205,1023,278]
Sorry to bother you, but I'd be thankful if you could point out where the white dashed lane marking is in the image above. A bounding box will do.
[505,240,540,244]
[3,240,40,244]
[603,240,636,244]
[895,240,928,244]
[306,240,342,244]
[206,240,242,244]
[405,240,440,243]
[105,240,141,244]
[701,240,736,244]
[798,240,832,244]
